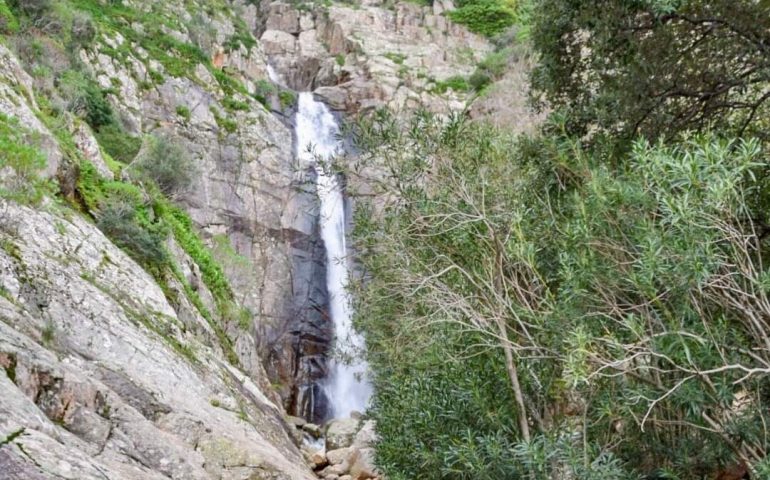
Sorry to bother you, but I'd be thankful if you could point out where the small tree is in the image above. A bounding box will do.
[130,134,196,196]
[96,199,167,270]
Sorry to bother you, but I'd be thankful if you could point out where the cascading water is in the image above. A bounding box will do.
[294,92,372,419]
[266,64,284,87]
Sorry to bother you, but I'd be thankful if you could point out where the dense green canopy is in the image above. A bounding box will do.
[531,0,770,144]
[351,1,770,478]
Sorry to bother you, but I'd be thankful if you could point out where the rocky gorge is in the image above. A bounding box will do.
[0,0,508,478]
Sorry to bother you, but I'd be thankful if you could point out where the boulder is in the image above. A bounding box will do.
[325,418,361,450]
[326,447,353,465]
[303,422,323,438]
[261,29,297,55]
[314,86,348,110]
[308,450,328,469]
[319,463,348,477]
[286,415,307,428]
[349,447,378,480]
[265,2,301,34]
[352,420,378,449]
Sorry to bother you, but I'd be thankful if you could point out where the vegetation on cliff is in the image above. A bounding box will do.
[0,0,250,366]
[353,0,770,478]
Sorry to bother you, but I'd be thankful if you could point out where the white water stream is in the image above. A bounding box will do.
[294,91,372,419]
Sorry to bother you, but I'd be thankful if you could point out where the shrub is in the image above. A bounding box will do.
[278,90,297,109]
[8,0,51,19]
[431,75,470,94]
[0,0,19,34]
[95,124,142,165]
[448,0,516,37]
[130,134,195,196]
[222,97,249,112]
[57,70,114,129]
[96,199,167,269]
[252,79,276,106]
[477,48,510,77]
[352,110,770,478]
[468,70,491,91]
[175,105,191,122]
[186,13,217,52]
[0,113,51,204]
[69,10,96,47]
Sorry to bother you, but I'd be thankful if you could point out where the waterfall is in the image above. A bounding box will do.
[266,64,285,87]
[294,92,372,419]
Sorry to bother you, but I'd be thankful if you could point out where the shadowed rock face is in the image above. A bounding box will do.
[267,182,334,423]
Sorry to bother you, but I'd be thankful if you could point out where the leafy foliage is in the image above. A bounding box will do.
[0,113,52,204]
[78,161,168,273]
[448,0,516,37]
[0,0,19,33]
[431,75,471,94]
[96,199,168,269]
[351,109,770,478]
[57,70,114,129]
[94,124,141,165]
[129,134,196,196]
[530,0,770,144]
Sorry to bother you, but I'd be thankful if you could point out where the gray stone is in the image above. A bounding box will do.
[352,420,377,449]
[348,447,378,480]
[286,415,307,428]
[325,418,360,450]
[0,201,316,480]
[314,86,348,111]
[302,422,322,438]
[261,30,297,55]
[265,3,301,34]
[326,447,353,466]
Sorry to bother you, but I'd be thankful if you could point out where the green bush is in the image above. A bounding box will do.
[130,134,195,196]
[448,0,516,37]
[77,161,167,272]
[253,79,276,106]
[57,70,114,129]
[222,97,249,112]
[68,9,96,47]
[0,113,51,204]
[94,124,141,165]
[0,0,19,33]
[8,0,51,19]
[431,75,470,94]
[96,199,168,268]
[175,105,191,121]
[468,70,491,91]
[477,48,510,77]
[352,110,770,478]
[278,90,297,109]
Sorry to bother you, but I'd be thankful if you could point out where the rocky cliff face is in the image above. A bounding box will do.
[0,0,494,477]
[0,201,314,480]
[260,0,491,112]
